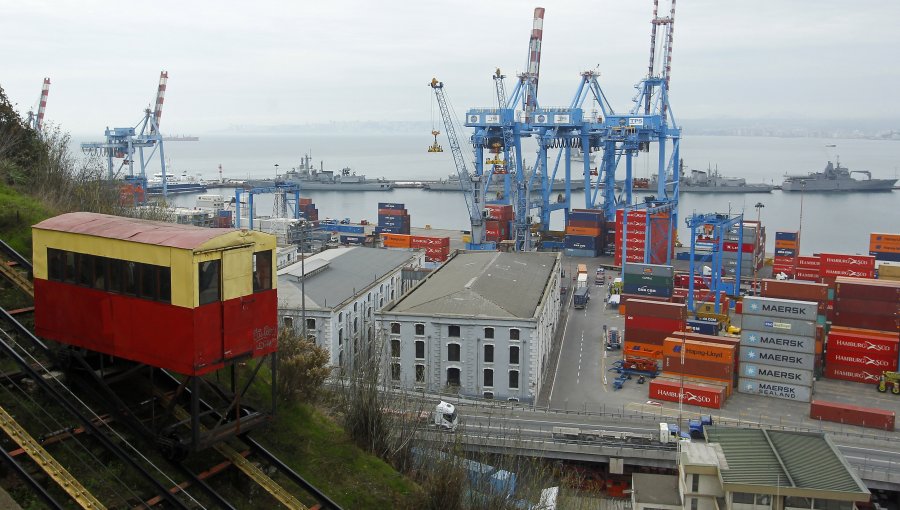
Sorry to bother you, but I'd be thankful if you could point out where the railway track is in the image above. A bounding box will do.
[0,241,342,509]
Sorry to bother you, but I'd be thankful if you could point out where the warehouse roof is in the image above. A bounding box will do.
[33,212,228,249]
[385,251,559,319]
[705,427,868,497]
[278,246,417,310]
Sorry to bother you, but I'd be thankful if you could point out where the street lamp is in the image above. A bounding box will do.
[754,202,764,294]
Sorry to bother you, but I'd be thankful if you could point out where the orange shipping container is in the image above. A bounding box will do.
[566,226,602,237]
[381,233,411,248]
[623,340,663,360]
[663,338,735,364]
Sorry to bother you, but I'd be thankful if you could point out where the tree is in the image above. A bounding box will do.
[276,327,330,403]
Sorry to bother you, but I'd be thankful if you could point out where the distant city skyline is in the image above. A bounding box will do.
[3,1,900,137]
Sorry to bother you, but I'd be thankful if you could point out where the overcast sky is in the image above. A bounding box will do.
[3,1,899,136]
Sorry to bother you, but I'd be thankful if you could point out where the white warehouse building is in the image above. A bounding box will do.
[377,251,562,402]
[277,246,425,369]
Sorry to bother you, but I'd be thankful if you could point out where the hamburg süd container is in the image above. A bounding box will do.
[648,379,724,409]
[824,363,883,384]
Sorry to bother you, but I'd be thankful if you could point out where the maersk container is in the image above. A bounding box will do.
[623,263,675,277]
[741,363,813,387]
[742,296,818,321]
[740,330,815,354]
[738,378,811,402]
[741,315,816,338]
[739,347,815,371]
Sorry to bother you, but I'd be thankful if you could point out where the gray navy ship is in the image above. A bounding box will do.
[278,154,394,191]
[651,163,775,193]
[782,159,897,192]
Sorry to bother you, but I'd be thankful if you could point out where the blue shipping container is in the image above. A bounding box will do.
[564,234,600,250]
[340,235,365,244]
[466,242,497,251]
[775,231,799,241]
[775,247,797,257]
[564,248,599,258]
[623,283,673,298]
[871,251,900,262]
[375,226,408,234]
[378,202,405,210]
[541,241,565,250]
[568,211,604,224]
[686,319,719,335]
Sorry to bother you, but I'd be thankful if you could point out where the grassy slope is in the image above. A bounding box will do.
[259,402,421,508]
[0,182,54,259]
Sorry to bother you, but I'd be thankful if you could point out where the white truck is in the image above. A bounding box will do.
[387,401,459,431]
[659,422,691,444]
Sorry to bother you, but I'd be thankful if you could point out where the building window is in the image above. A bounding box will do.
[483,392,494,399]
[509,328,520,340]
[691,474,699,492]
[198,260,221,305]
[785,497,811,509]
[391,363,401,381]
[448,325,460,337]
[339,350,344,367]
[690,499,698,510]
[338,328,343,345]
[484,344,494,363]
[391,339,401,358]
[283,316,294,329]
[339,312,343,322]
[509,346,520,365]
[391,322,401,334]
[354,302,358,312]
[483,369,494,387]
[484,327,494,339]
[415,364,425,383]
[354,317,358,333]
[447,367,461,387]
[448,343,460,362]
[732,493,754,504]
[509,370,519,389]
[415,340,425,359]
[756,494,771,507]
[306,318,316,330]
[415,323,425,336]
[253,250,273,292]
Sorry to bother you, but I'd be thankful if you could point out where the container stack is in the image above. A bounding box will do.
[722,221,765,278]
[614,210,672,266]
[672,332,741,386]
[410,235,451,262]
[376,202,410,235]
[819,253,876,282]
[869,232,900,263]
[738,296,817,402]
[622,263,674,300]
[772,231,800,277]
[662,338,736,399]
[623,299,686,362]
[759,278,829,375]
[564,209,605,257]
[824,277,900,383]
[484,204,513,243]
[298,197,319,222]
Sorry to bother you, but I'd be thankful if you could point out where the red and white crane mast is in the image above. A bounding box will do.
[27,78,51,132]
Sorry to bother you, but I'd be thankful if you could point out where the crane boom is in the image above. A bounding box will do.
[36,78,50,131]
[524,7,544,115]
[151,71,168,134]
[429,78,484,245]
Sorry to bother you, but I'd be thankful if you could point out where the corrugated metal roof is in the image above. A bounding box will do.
[33,212,229,250]
[386,251,558,319]
[277,246,417,311]
[705,427,868,494]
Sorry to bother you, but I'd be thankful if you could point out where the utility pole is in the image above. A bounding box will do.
[754,202,764,294]
[300,221,308,342]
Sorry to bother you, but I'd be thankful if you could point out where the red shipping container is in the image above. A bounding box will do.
[760,279,829,302]
[834,298,900,316]
[625,315,685,334]
[819,253,876,268]
[824,363,884,384]
[810,400,895,431]
[378,208,407,216]
[648,379,724,409]
[827,351,898,370]
[722,242,756,253]
[821,267,875,279]
[827,333,899,357]
[623,340,663,360]
[797,256,821,269]
[663,355,733,383]
[830,325,899,339]
[794,269,821,282]
[832,311,899,332]
[835,277,900,301]
[625,299,686,321]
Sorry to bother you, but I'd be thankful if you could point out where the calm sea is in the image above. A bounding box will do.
[152,134,899,256]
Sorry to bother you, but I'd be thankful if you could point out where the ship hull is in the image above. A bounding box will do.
[147,183,208,195]
[781,179,897,192]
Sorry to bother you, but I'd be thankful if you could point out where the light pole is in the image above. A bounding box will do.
[274,163,280,179]
[300,221,308,342]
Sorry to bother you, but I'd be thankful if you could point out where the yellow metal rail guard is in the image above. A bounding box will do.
[0,262,33,298]
[0,405,106,509]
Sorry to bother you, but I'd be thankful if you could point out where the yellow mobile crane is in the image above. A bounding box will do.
[877,371,900,394]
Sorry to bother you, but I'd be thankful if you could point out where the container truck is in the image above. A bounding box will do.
[573,287,590,309]
[659,423,691,444]
[385,401,459,431]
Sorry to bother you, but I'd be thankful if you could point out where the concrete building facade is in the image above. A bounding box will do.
[377,251,561,403]
[277,246,424,369]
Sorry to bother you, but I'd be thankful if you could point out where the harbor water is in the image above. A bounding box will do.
[156,134,900,256]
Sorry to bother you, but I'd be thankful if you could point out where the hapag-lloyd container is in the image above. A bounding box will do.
[742,296,818,321]
[623,341,663,360]
[824,363,884,384]
[740,363,814,386]
[741,315,816,338]
[739,347,815,371]
[663,338,735,364]
[740,330,815,354]
[810,400,895,431]
[648,379,724,409]
[738,378,811,402]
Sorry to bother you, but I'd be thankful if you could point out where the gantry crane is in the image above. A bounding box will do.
[685,212,744,314]
[81,71,170,198]
[429,78,488,249]
[25,78,51,133]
